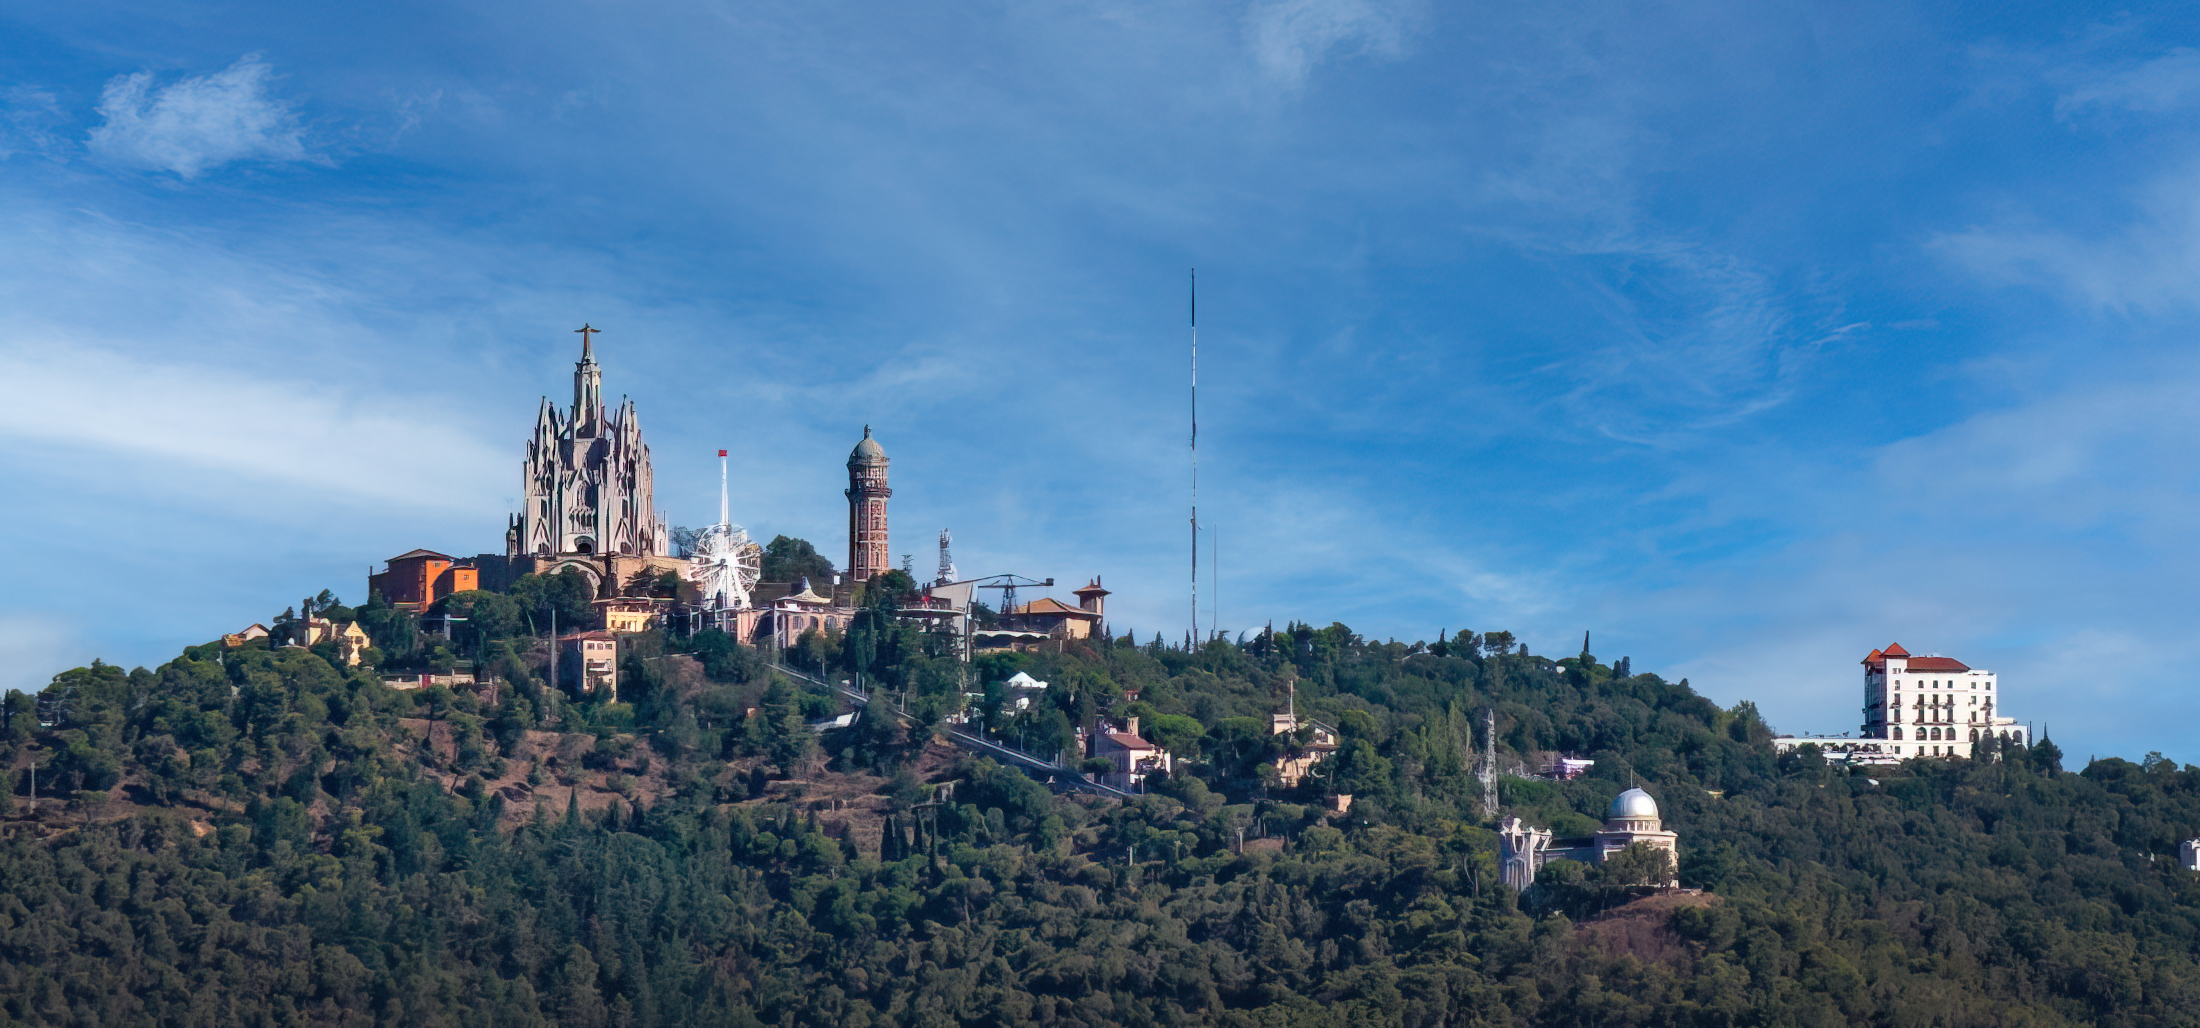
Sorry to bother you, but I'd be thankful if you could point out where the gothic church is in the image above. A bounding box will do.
[506,326,669,560]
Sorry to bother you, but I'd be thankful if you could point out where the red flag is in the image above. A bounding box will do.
[717,449,727,457]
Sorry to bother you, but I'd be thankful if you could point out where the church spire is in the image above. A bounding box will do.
[572,324,603,435]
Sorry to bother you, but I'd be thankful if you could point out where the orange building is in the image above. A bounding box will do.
[1003,578,1110,641]
[368,549,480,609]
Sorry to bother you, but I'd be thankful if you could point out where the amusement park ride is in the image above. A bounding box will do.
[685,450,762,630]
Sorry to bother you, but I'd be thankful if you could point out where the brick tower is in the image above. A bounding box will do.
[846,426,891,582]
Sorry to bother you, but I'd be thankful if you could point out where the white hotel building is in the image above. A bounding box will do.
[1773,642,2028,763]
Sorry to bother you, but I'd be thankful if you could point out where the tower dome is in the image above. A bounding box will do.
[850,425,887,463]
[1609,787,1659,820]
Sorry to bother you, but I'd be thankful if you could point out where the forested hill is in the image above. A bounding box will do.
[3,599,2200,1028]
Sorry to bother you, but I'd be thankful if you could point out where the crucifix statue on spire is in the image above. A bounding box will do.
[574,323,600,357]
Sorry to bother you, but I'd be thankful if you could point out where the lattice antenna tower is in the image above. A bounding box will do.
[1480,708,1499,820]
[937,529,955,586]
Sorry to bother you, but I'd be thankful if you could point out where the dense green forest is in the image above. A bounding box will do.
[3,579,2200,1027]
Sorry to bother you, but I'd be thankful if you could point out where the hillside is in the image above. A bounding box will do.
[2,601,2198,1027]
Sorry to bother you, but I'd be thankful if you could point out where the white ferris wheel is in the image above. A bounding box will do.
[685,452,762,615]
[688,522,761,612]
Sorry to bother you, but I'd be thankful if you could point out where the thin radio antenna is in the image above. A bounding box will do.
[1189,268,1199,647]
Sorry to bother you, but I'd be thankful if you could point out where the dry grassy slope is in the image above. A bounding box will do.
[1571,891,1721,966]
[389,711,971,861]
[740,738,966,858]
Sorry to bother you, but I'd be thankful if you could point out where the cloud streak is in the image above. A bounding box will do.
[2055,47,2200,117]
[0,337,506,513]
[1245,0,1418,86]
[88,55,308,177]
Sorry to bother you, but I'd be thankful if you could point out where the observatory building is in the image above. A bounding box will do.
[1498,787,1680,891]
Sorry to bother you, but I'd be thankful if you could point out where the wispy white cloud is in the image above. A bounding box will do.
[1932,162,2200,312]
[87,55,308,177]
[2055,47,2200,117]
[0,86,68,161]
[1550,242,1851,444]
[0,337,506,514]
[1245,0,1418,86]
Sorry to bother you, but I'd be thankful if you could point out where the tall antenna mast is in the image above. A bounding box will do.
[1480,708,1498,820]
[1190,268,1199,646]
[937,529,955,586]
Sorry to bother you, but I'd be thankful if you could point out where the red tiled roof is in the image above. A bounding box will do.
[1880,642,1910,658]
[1016,597,1098,618]
[1904,656,1970,672]
[1861,648,1883,665]
[1101,732,1154,750]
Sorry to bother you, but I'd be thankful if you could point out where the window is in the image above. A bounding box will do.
[1892,728,1903,740]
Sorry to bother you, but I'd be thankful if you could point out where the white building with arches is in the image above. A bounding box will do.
[1774,642,2027,762]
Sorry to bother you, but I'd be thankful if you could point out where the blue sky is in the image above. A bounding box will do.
[5,0,2200,763]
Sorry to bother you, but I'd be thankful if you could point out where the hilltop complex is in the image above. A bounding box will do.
[359,328,1114,663]
[1773,642,2029,764]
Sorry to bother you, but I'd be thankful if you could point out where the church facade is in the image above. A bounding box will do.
[471,328,685,600]
[508,327,668,561]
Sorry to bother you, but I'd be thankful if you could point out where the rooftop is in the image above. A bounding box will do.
[1904,656,1971,672]
[1015,596,1098,618]
[1864,642,1972,672]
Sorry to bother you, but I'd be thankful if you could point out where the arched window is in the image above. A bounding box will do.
[1891,728,1903,740]
[1969,729,1978,742]
[1929,728,1940,741]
